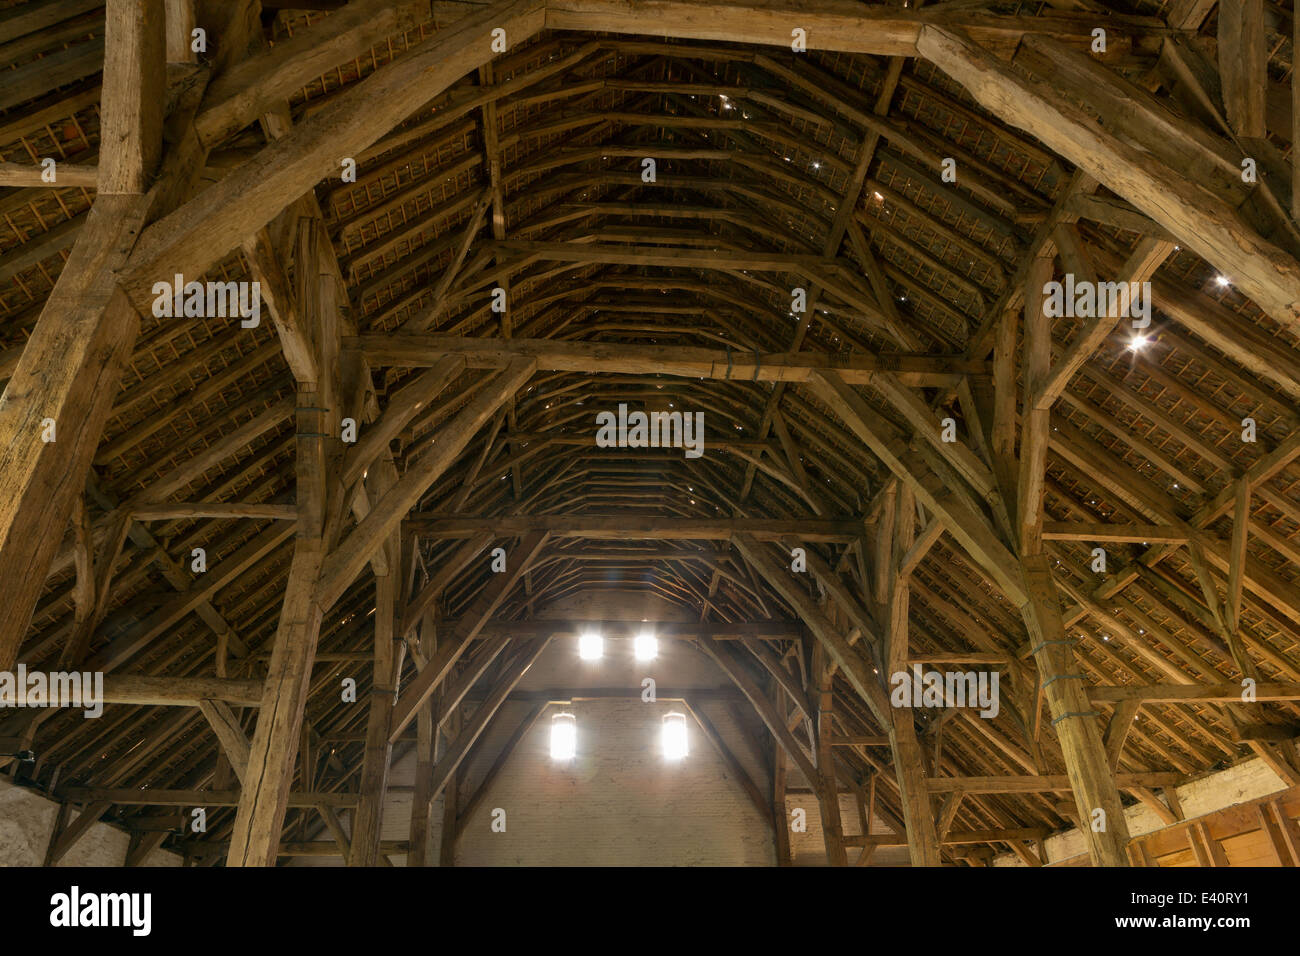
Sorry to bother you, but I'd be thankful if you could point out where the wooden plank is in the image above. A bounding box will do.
[1043,522,1188,544]
[1035,237,1174,410]
[98,0,165,194]
[241,227,319,385]
[810,646,847,866]
[226,394,329,867]
[410,514,863,541]
[1018,255,1053,554]
[456,702,548,830]
[0,195,150,673]
[1103,699,1140,771]
[1020,554,1131,865]
[338,355,466,490]
[349,565,399,866]
[681,698,772,827]
[0,161,99,188]
[1219,0,1267,137]
[926,773,1181,793]
[1256,803,1297,866]
[352,333,984,385]
[131,502,299,521]
[0,0,102,44]
[1267,800,1300,865]
[400,532,493,637]
[64,788,357,807]
[0,37,104,112]
[164,0,195,63]
[545,0,1158,58]
[1227,483,1250,633]
[84,524,294,672]
[699,640,819,787]
[1088,682,1300,703]
[45,801,111,865]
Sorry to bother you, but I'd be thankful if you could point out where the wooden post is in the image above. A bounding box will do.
[812,642,847,866]
[349,564,399,866]
[407,612,438,867]
[1017,257,1130,866]
[772,707,792,866]
[226,393,328,866]
[100,0,165,194]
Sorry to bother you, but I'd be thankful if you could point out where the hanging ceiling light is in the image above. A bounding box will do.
[662,712,688,760]
[551,712,576,760]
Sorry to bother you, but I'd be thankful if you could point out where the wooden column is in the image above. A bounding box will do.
[438,705,461,867]
[772,701,792,866]
[99,0,165,194]
[407,611,438,867]
[877,486,943,867]
[226,393,328,866]
[811,642,847,866]
[1019,255,1131,866]
[349,563,399,866]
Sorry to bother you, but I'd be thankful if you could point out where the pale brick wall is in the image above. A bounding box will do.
[453,696,775,866]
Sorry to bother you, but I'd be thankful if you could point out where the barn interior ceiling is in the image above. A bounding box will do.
[0,0,1299,870]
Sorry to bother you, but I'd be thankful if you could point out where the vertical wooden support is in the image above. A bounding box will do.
[349,565,398,865]
[227,394,328,866]
[1219,0,1267,138]
[887,713,942,866]
[439,771,459,867]
[1295,6,1300,224]
[1021,556,1129,865]
[1256,803,1298,866]
[407,613,438,867]
[886,484,915,675]
[164,0,197,64]
[876,489,942,867]
[1018,254,1130,867]
[1017,256,1054,556]
[438,705,461,867]
[772,722,792,866]
[100,0,166,194]
[990,307,1019,516]
[812,642,847,866]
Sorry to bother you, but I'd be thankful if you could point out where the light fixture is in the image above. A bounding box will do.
[551,713,576,760]
[1215,275,1230,288]
[1128,334,1149,351]
[579,630,604,660]
[635,630,658,661]
[662,712,688,759]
